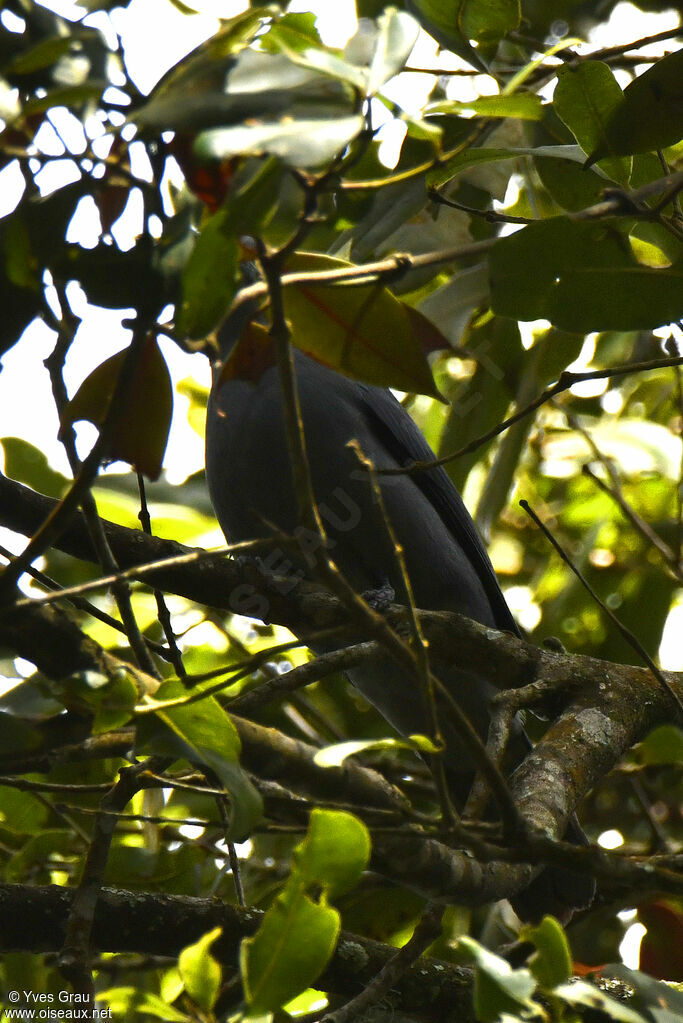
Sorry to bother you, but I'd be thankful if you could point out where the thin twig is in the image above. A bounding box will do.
[379,355,683,477]
[137,473,187,678]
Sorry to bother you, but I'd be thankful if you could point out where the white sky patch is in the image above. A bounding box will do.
[598,829,624,850]
[659,597,683,671]
[619,922,646,970]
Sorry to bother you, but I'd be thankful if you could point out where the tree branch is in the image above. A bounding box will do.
[0,883,474,1021]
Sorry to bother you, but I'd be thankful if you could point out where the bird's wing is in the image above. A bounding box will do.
[357,383,520,635]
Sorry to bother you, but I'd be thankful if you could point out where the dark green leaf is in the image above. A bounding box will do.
[427,143,587,188]
[554,61,631,185]
[589,48,683,162]
[177,159,283,339]
[5,35,73,75]
[406,0,489,72]
[408,0,519,68]
[0,783,49,834]
[490,218,683,331]
[460,0,521,43]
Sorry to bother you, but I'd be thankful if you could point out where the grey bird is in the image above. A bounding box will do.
[205,298,594,923]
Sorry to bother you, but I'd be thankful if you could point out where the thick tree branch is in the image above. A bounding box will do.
[0,883,474,1022]
[2,472,683,907]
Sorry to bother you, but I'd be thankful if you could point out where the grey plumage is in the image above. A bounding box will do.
[205,315,594,921]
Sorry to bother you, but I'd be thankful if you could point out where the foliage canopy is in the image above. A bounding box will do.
[0,0,683,1020]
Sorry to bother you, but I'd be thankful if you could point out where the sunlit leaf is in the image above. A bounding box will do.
[314,734,440,767]
[520,915,573,988]
[554,979,648,1022]
[292,809,371,898]
[240,809,369,1014]
[282,252,443,398]
[429,93,543,120]
[455,936,538,1022]
[0,437,68,498]
[241,886,339,1015]
[197,114,364,170]
[366,9,420,95]
[137,679,262,841]
[178,927,222,1012]
[97,987,188,1022]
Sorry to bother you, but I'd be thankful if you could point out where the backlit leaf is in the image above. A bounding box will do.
[61,336,173,480]
[282,252,442,398]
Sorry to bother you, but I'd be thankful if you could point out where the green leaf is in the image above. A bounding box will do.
[137,679,263,841]
[178,157,282,341]
[314,734,440,768]
[636,725,683,766]
[0,437,69,498]
[282,252,443,398]
[178,926,222,1012]
[134,8,275,131]
[408,0,519,68]
[5,35,74,75]
[554,979,649,1022]
[489,218,683,331]
[406,0,489,72]
[455,936,538,1022]
[197,114,365,170]
[6,830,77,882]
[427,143,588,188]
[61,336,173,480]
[22,82,107,116]
[366,9,420,95]
[0,785,49,835]
[589,48,683,163]
[240,810,369,1013]
[97,987,189,1022]
[67,668,138,734]
[460,0,521,43]
[554,61,631,185]
[176,211,240,341]
[429,93,543,120]
[260,11,322,54]
[241,886,340,1015]
[292,809,371,898]
[520,915,573,988]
